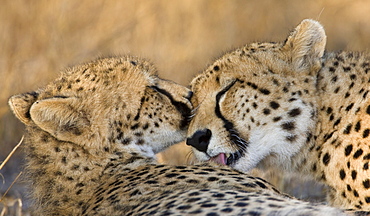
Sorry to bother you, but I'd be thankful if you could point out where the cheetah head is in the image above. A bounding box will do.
[9,56,192,157]
[187,19,326,171]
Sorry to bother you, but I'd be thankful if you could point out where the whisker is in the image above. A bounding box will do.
[185,149,196,165]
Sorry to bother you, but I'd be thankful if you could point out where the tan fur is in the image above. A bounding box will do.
[8,55,346,215]
[187,19,370,210]
[8,56,192,215]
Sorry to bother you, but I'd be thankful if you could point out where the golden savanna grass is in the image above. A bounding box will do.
[1,0,370,214]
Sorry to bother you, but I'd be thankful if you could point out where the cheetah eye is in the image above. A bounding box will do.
[149,85,172,99]
[216,80,237,103]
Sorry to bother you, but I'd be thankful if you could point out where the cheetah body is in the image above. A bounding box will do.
[187,19,370,210]
[9,56,344,215]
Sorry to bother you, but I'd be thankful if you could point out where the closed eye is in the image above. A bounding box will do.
[149,85,192,128]
[215,79,238,121]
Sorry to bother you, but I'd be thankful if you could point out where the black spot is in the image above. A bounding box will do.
[134,132,143,137]
[322,153,331,166]
[288,108,301,117]
[355,121,361,132]
[366,105,370,115]
[326,107,333,114]
[235,202,248,207]
[186,179,199,184]
[340,169,346,180]
[177,205,192,210]
[263,108,271,115]
[349,82,355,89]
[364,163,369,170]
[221,208,233,213]
[366,197,370,203]
[345,144,353,156]
[145,180,158,184]
[255,181,267,189]
[363,90,369,99]
[136,139,144,145]
[200,203,217,208]
[364,154,370,160]
[345,92,350,98]
[353,190,359,197]
[130,123,140,130]
[165,173,179,178]
[165,181,177,186]
[273,116,281,122]
[363,179,370,189]
[286,135,297,142]
[347,184,352,191]
[312,163,317,172]
[323,131,335,142]
[343,66,351,72]
[130,61,137,66]
[343,124,352,134]
[345,103,354,112]
[246,82,258,89]
[259,88,270,95]
[333,118,341,126]
[142,123,149,130]
[207,177,219,182]
[363,129,370,138]
[62,156,67,164]
[122,138,131,145]
[281,122,295,131]
[76,189,83,195]
[252,103,258,108]
[354,149,364,159]
[272,79,280,86]
[352,170,357,180]
[213,65,220,71]
[270,101,280,109]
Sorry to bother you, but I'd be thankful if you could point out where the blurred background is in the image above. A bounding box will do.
[1,0,370,214]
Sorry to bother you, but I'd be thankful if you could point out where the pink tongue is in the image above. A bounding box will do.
[210,153,227,165]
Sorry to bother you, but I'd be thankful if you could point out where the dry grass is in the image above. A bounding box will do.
[1,0,370,213]
[0,138,24,216]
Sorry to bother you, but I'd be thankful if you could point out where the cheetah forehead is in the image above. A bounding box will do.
[190,42,294,92]
[39,56,157,98]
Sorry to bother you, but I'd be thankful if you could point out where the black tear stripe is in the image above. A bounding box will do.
[149,86,191,129]
[215,79,248,164]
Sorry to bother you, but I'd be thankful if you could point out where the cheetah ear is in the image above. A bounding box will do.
[29,97,91,142]
[282,19,326,72]
[8,92,39,125]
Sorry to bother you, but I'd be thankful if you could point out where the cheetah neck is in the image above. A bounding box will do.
[23,126,156,215]
[282,51,368,182]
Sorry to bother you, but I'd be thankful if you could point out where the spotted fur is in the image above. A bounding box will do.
[9,55,346,215]
[187,19,370,210]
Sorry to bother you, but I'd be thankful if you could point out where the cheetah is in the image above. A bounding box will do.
[187,19,370,210]
[8,55,345,215]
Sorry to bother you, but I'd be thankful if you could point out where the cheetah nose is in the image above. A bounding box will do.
[186,129,212,153]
